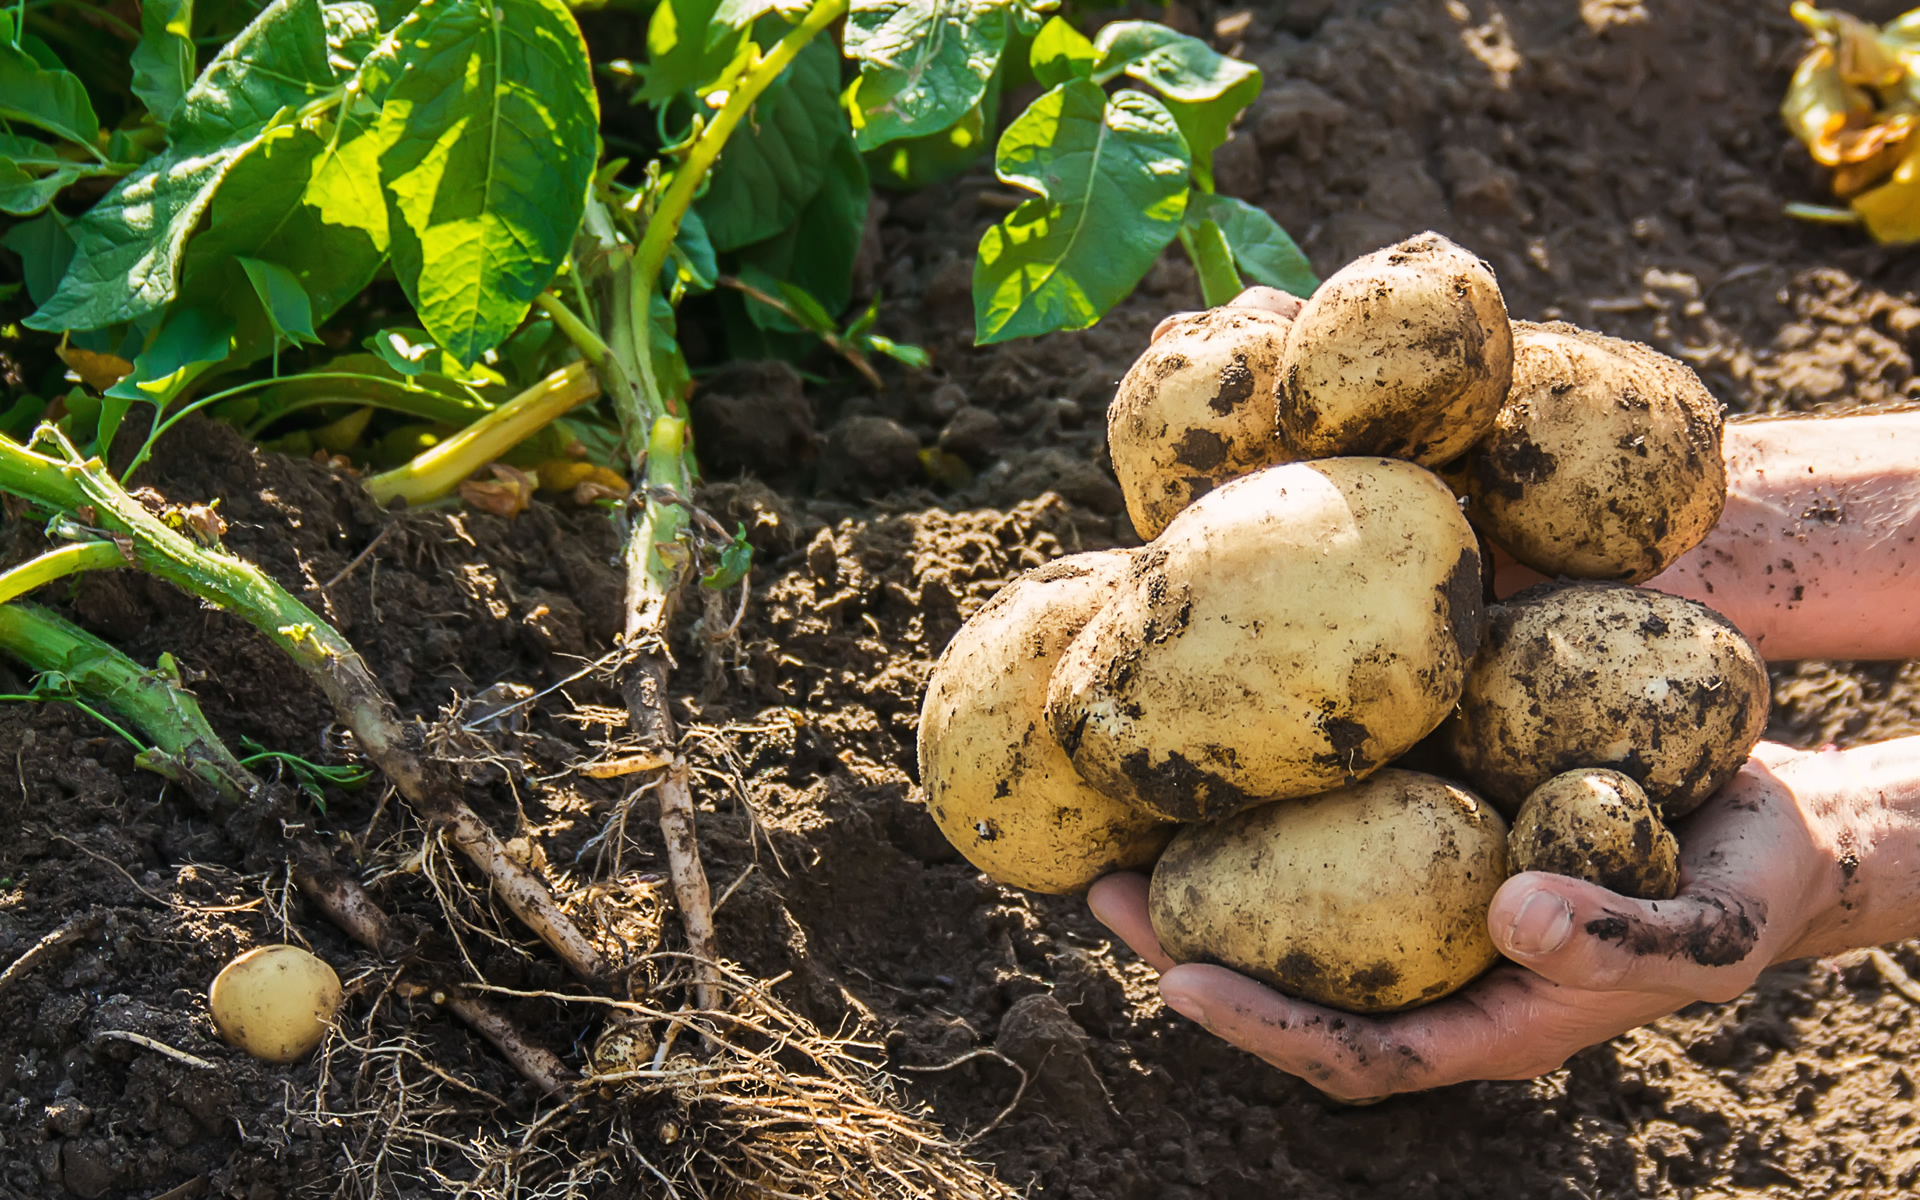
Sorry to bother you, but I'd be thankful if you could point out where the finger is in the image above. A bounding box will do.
[1226,286,1304,321]
[1086,873,1175,972]
[1158,964,1448,1100]
[1149,312,1200,345]
[1487,872,1767,1001]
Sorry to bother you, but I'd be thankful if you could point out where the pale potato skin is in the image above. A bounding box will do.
[1046,458,1483,821]
[1460,320,1726,583]
[1510,768,1680,900]
[1277,232,1512,466]
[208,945,343,1063]
[918,550,1175,894]
[1148,769,1510,1013]
[1109,307,1292,540]
[1445,583,1769,819]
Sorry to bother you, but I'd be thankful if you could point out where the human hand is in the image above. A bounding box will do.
[1088,743,1854,1100]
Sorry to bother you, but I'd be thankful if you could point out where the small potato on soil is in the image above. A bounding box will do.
[1047,458,1483,821]
[208,945,343,1063]
[1445,583,1769,819]
[1277,232,1512,466]
[1148,769,1510,1013]
[918,550,1175,894]
[1509,768,1680,900]
[1459,320,1726,583]
[1109,306,1293,539]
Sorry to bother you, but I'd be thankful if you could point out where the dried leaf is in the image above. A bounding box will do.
[459,463,536,518]
[1782,45,1873,162]
[1852,140,1920,243]
[54,341,133,391]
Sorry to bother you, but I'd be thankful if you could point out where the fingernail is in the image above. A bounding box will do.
[1506,891,1574,956]
[1163,990,1208,1028]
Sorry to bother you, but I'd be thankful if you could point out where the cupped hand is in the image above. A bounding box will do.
[1088,744,1846,1100]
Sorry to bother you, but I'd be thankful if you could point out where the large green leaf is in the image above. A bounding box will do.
[131,0,196,123]
[0,132,91,216]
[844,0,1009,151]
[0,39,100,150]
[376,0,600,366]
[696,36,841,251]
[23,0,338,332]
[735,126,868,323]
[973,79,1189,344]
[635,0,742,102]
[1092,20,1259,192]
[1186,192,1317,297]
[1028,14,1094,88]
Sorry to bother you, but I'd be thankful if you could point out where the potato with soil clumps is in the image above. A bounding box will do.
[919,550,1175,894]
[1109,306,1293,539]
[1046,458,1483,821]
[1276,232,1512,466]
[1458,321,1725,583]
[1509,768,1680,900]
[209,944,343,1063]
[1148,769,1509,1012]
[1445,583,1768,820]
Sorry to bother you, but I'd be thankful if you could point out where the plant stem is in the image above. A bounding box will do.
[0,434,610,983]
[364,361,601,506]
[0,541,126,606]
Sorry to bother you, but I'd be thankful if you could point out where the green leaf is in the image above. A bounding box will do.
[131,0,196,124]
[1091,21,1258,192]
[362,328,503,385]
[2,210,76,306]
[323,1,384,69]
[700,523,753,590]
[696,36,841,250]
[734,126,868,320]
[1028,15,1093,87]
[237,257,322,347]
[105,304,235,406]
[650,290,692,405]
[844,0,1009,151]
[246,353,493,431]
[376,0,601,366]
[0,39,99,150]
[1178,215,1240,307]
[23,0,338,332]
[864,88,991,190]
[861,332,931,369]
[1186,191,1317,297]
[636,0,742,102]
[711,0,804,32]
[174,123,387,371]
[670,207,717,293]
[973,80,1189,344]
[0,135,85,216]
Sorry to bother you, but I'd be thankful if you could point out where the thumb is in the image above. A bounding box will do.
[1488,872,1768,1002]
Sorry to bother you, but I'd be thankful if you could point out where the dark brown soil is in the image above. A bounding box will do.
[6,1,1920,1197]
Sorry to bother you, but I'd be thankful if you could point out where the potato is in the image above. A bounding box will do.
[1148,769,1509,1012]
[208,944,343,1063]
[1047,458,1482,821]
[1458,321,1726,583]
[1509,768,1680,899]
[1109,307,1292,539]
[1276,232,1511,466]
[919,550,1175,894]
[1445,583,1768,819]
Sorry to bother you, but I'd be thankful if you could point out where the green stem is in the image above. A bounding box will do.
[622,0,849,444]
[363,361,600,506]
[128,370,428,480]
[0,541,126,606]
[1180,220,1245,309]
[0,602,256,807]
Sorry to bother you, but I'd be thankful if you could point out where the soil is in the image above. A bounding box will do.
[6,0,1920,1197]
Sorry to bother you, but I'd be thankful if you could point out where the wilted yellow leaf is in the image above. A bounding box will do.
[54,341,133,392]
[1851,139,1920,242]
[1783,45,1875,162]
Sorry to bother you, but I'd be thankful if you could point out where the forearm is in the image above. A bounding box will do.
[1776,735,1920,959]
[1646,413,1920,662]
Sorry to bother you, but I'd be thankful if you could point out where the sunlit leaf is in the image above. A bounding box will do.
[973,80,1189,344]
[1092,21,1258,191]
[1028,14,1093,87]
[844,0,1010,151]
[376,0,601,365]
[636,0,742,102]
[131,0,197,123]
[1185,191,1317,297]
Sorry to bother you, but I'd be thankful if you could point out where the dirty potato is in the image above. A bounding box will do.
[1046,458,1483,821]
[1509,768,1680,900]
[1109,306,1293,539]
[1445,583,1769,819]
[1148,769,1509,1013]
[919,550,1175,894]
[1276,232,1511,466]
[1459,320,1726,583]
